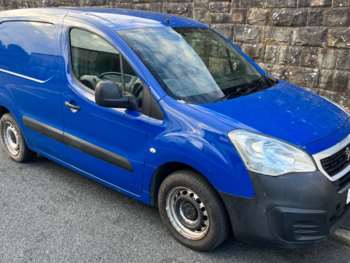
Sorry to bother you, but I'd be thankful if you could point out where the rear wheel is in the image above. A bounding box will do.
[158,170,229,251]
[0,113,34,162]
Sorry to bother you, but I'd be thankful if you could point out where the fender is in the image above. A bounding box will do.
[142,130,256,204]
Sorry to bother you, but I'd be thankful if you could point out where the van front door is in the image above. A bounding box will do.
[62,28,153,195]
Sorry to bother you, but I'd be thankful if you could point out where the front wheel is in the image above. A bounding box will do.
[158,170,229,251]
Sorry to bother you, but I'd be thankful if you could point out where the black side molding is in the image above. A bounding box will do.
[23,116,133,172]
[23,116,64,143]
[64,133,133,171]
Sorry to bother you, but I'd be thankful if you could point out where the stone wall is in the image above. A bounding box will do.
[0,0,349,108]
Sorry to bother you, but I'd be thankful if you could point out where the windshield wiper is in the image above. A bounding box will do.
[222,76,277,100]
[223,85,257,100]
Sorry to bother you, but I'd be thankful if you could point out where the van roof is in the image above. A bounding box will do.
[0,7,207,30]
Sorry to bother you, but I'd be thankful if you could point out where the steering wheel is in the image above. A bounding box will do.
[98,72,143,104]
[98,72,122,79]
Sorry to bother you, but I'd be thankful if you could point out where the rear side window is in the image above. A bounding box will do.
[0,21,59,81]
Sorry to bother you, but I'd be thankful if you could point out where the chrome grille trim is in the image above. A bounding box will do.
[313,134,350,182]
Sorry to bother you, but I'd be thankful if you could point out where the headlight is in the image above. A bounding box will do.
[228,130,316,176]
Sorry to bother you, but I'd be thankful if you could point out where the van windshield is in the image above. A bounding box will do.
[119,27,275,104]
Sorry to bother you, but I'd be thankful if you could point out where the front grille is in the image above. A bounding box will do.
[320,143,350,177]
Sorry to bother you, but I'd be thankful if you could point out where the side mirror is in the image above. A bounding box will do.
[95,81,137,110]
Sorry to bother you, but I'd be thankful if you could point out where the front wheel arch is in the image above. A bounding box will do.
[151,162,209,207]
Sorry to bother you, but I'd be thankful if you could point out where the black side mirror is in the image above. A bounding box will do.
[95,81,137,110]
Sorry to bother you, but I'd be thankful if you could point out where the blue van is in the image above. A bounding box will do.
[0,7,349,251]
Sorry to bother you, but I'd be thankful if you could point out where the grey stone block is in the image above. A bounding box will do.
[333,70,349,93]
[332,0,350,7]
[233,24,263,43]
[266,0,297,8]
[231,8,247,24]
[288,66,320,88]
[324,8,350,27]
[247,8,270,25]
[321,48,339,69]
[320,69,334,89]
[208,1,231,13]
[308,8,324,26]
[166,2,193,17]
[279,46,303,66]
[301,47,322,67]
[241,0,266,8]
[333,0,350,7]
[299,0,332,7]
[265,26,294,44]
[210,13,232,23]
[271,8,307,26]
[336,50,350,70]
[264,45,280,64]
[193,8,210,23]
[328,28,350,48]
[293,27,327,47]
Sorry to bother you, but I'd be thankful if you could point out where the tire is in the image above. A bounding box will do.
[158,170,229,251]
[0,113,35,162]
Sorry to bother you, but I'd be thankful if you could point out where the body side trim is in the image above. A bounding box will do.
[22,116,133,171]
[0,68,49,84]
[23,116,64,142]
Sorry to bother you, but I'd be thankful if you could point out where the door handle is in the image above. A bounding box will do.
[65,101,80,112]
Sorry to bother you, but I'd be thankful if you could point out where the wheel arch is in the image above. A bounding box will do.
[151,162,195,206]
[150,161,223,208]
[150,161,234,238]
[0,106,10,118]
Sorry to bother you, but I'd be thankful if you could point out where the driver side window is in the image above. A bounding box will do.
[70,28,144,104]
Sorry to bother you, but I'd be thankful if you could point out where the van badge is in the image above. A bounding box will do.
[345,147,350,162]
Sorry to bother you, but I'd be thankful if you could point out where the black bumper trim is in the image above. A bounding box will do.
[220,171,350,248]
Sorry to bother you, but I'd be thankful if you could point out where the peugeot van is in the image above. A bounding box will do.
[0,8,349,251]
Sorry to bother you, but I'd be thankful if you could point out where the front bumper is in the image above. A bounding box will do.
[220,171,350,248]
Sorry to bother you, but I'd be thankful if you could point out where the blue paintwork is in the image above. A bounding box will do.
[0,8,349,205]
[201,81,349,153]
[0,19,66,161]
